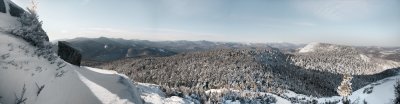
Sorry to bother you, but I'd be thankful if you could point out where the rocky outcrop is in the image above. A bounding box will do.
[58,41,81,66]
[0,0,6,13]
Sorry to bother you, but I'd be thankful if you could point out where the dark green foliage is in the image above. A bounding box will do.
[395,80,400,104]
[0,0,5,13]
[323,100,340,104]
[363,87,373,94]
[8,3,24,17]
[281,96,318,104]
[342,98,350,104]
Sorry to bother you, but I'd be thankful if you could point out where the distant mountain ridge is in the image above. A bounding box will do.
[64,37,302,63]
[65,37,177,62]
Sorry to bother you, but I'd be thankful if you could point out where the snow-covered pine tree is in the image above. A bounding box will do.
[9,3,56,62]
[10,8,48,47]
[337,74,352,104]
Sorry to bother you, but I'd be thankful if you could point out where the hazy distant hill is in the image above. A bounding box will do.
[291,42,400,75]
[356,46,400,62]
[64,37,302,64]
[65,37,177,62]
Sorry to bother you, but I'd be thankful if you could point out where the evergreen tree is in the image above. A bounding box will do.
[9,2,56,62]
[337,74,352,104]
[10,8,49,47]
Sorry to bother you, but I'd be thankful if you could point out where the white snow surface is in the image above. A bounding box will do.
[205,88,291,104]
[299,42,348,53]
[347,72,400,104]
[359,54,370,62]
[282,72,400,104]
[0,33,143,104]
[136,83,193,104]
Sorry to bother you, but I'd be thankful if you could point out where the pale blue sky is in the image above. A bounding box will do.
[13,0,400,46]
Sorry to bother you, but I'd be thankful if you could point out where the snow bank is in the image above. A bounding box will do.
[348,72,400,104]
[0,33,143,104]
[136,83,193,104]
[280,72,400,104]
[205,88,291,104]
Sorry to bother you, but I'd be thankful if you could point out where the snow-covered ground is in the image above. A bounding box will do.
[137,83,193,104]
[347,72,400,104]
[0,33,143,104]
[198,71,400,104]
[205,88,291,104]
[283,71,400,104]
[298,42,320,53]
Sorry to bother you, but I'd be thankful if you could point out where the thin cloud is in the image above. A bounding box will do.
[293,22,317,27]
[294,0,378,21]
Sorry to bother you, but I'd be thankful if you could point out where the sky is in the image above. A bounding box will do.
[12,0,400,47]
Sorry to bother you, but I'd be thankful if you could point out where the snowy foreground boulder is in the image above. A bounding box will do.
[0,33,143,104]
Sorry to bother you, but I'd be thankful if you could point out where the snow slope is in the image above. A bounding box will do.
[137,83,193,104]
[205,89,291,104]
[298,42,321,53]
[347,71,400,104]
[0,33,143,104]
[281,71,400,104]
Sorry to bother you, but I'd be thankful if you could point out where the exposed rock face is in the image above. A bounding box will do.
[0,0,6,13]
[58,41,82,66]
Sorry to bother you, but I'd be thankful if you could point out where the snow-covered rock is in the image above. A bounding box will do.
[0,0,20,31]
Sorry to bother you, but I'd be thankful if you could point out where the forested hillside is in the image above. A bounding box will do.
[95,46,400,102]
